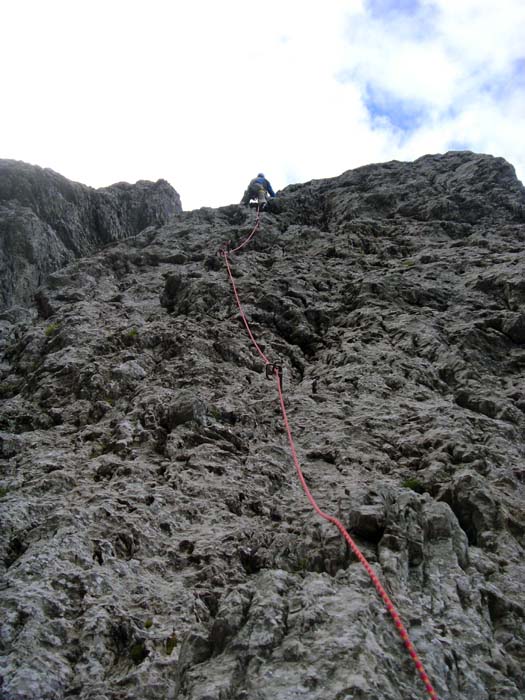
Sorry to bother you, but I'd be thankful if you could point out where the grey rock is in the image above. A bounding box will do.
[0,159,182,311]
[502,312,525,343]
[1,151,525,700]
[111,360,147,383]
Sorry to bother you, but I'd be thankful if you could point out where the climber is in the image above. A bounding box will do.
[241,173,276,208]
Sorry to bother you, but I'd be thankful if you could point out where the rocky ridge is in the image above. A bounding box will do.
[1,151,525,700]
[0,159,182,312]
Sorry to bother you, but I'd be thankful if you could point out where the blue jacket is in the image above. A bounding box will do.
[251,176,275,197]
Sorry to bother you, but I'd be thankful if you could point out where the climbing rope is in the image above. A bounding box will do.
[219,208,439,700]
[273,369,438,699]
[224,205,262,255]
[221,251,269,367]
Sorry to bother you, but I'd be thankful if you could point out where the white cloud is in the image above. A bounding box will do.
[341,0,525,180]
[0,0,523,210]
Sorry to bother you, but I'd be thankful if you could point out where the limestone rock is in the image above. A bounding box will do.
[0,159,182,311]
[1,151,525,700]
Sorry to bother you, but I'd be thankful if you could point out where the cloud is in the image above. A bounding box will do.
[0,0,523,210]
[344,0,524,109]
[340,0,525,181]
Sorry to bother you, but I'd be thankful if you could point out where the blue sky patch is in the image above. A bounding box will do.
[364,86,428,133]
[478,58,525,101]
[366,0,424,19]
[511,58,525,86]
[447,141,474,152]
[362,0,440,42]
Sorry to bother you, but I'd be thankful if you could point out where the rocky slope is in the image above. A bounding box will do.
[0,159,182,312]
[1,151,525,700]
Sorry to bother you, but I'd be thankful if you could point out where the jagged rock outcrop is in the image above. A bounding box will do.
[1,151,525,700]
[0,159,182,311]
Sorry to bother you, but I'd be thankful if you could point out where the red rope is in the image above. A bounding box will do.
[229,206,261,253]
[272,368,438,699]
[221,250,270,367]
[220,213,440,700]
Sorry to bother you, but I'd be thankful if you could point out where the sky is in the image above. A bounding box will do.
[1,0,524,210]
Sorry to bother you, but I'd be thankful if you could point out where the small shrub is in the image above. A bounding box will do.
[144,619,153,629]
[0,486,8,498]
[0,381,20,398]
[130,641,148,665]
[165,634,178,655]
[122,327,139,347]
[402,477,426,494]
[45,322,60,337]
[210,406,221,420]
[91,441,111,458]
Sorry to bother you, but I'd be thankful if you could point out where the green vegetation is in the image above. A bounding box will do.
[165,634,178,655]
[90,440,111,458]
[130,641,148,665]
[0,486,8,498]
[210,405,222,420]
[44,322,60,337]
[402,477,426,494]
[144,618,153,629]
[291,555,311,573]
[122,327,139,347]
[0,381,21,398]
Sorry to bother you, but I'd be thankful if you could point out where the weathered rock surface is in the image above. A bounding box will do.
[1,151,525,700]
[0,159,182,311]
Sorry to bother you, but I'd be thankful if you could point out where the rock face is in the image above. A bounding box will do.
[1,151,525,700]
[0,159,182,311]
